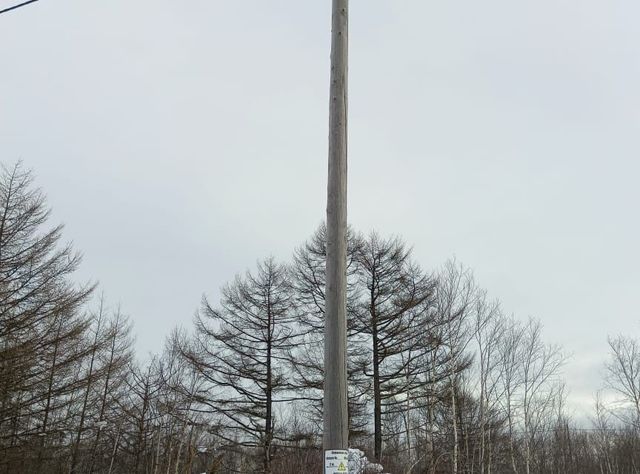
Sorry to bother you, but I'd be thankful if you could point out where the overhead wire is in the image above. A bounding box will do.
[0,0,41,15]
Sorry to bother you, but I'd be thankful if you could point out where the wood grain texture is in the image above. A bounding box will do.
[324,0,349,454]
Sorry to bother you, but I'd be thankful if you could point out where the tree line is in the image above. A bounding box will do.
[1,161,639,474]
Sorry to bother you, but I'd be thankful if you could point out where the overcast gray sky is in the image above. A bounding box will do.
[2,0,639,417]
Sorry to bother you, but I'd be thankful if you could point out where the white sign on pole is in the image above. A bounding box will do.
[325,450,349,474]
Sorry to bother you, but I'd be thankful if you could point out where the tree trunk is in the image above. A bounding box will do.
[479,352,486,474]
[451,369,458,474]
[264,304,273,474]
[88,326,118,474]
[373,309,383,461]
[107,423,121,474]
[71,306,104,474]
[38,318,63,468]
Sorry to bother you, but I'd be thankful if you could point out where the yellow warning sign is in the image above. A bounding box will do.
[325,450,349,474]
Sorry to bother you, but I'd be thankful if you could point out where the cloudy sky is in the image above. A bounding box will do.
[2,0,639,417]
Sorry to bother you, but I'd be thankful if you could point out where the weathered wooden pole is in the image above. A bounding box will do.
[323,0,349,471]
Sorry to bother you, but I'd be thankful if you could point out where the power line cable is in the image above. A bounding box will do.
[0,0,40,15]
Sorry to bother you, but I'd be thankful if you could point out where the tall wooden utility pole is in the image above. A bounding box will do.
[324,0,349,471]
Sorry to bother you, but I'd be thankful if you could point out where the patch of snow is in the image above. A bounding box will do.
[348,448,389,474]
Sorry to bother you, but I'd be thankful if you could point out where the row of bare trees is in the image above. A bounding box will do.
[2,161,640,474]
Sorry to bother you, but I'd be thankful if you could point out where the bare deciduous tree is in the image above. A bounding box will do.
[354,233,437,463]
[0,162,94,472]
[185,257,296,474]
[606,335,640,427]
